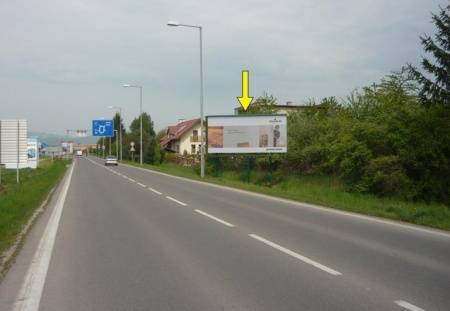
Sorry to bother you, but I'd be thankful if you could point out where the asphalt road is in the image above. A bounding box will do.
[3,156,450,310]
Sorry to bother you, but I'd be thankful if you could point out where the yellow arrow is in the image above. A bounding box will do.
[237,70,253,111]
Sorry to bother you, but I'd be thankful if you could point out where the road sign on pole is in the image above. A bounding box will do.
[92,120,114,137]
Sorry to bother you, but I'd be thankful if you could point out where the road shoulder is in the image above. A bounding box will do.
[0,162,74,311]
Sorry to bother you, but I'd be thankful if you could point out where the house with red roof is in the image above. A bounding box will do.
[160,118,202,155]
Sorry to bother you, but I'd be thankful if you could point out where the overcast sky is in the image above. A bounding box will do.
[0,0,446,134]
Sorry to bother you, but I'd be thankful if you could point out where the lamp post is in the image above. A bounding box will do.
[114,130,119,159]
[167,21,205,178]
[108,105,123,161]
[123,84,143,165]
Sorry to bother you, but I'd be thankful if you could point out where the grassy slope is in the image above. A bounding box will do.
[0,158,70,255]
[123,160,450,231]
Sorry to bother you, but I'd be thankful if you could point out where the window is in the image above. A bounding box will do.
[193,130,198,136]
[191,144,196,154]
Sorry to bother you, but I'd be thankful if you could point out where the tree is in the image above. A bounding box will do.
[129,112,158,164]
[409,4,450,106]
[239,92,278,114]
[112,112,126,157]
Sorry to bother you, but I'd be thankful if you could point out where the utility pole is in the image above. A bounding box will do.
[16,120,20,184]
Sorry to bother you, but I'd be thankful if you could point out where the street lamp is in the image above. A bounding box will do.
[167,20,205,178]
[123,84,143,165]
[113,130,119,159]
[108,105,123,161]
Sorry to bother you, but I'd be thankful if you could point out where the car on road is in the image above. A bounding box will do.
[105,156,118,166]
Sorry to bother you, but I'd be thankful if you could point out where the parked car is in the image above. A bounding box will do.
[105,156,118,166]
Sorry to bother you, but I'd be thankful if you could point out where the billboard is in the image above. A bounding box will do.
[27,138,39,169]
[92,120,114,137]
[207,115,287,154]
[61,141,73,154]
[0,119,28,169]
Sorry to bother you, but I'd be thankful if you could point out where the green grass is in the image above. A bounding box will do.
[0,158,70,255]
[123,160,450,231]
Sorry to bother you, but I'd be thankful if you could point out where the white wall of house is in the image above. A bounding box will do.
[178,123,202,155]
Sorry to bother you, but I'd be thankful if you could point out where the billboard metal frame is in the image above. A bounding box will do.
[205,114,288,156]
[205,114,287,183]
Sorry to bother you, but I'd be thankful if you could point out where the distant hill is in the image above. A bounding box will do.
[29,132,98,146]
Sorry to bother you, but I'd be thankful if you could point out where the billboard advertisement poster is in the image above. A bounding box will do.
[207,115,287,154]
[61,141,73,154]
[27,138,39,169]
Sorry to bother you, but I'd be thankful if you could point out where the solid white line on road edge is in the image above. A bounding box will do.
[148,187,162,195]
[137,182,146,188]
[195,209,235,227]
[395,300,426,311]
[14,161,76,311]
[166,196,187,206]
[249,234,342,276]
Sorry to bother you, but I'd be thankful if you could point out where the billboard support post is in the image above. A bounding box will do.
[268,154,273,186]
[212,157,223,177]
[244,156,252,183]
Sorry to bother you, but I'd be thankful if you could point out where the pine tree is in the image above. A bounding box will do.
[410,5,450,106]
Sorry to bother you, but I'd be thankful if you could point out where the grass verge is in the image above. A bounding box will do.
[0,158,70,255]
[122,160,450,231]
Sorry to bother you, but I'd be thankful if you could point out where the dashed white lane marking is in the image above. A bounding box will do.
[13,162,76,311]
[137,182,146,188]
[166,196,187,206]
[249,234,342,276]
[128,178,136,182]
[195,209,234,227]
[395,300,425,311]
[148,187,162,195]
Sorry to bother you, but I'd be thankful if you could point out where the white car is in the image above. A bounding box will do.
[105,156,118,166]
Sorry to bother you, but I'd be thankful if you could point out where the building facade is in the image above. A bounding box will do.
[160,119,202,155]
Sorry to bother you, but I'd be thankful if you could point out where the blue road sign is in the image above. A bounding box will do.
[92,120,114,137]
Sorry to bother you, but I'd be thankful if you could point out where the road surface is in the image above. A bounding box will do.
[1,156,449,310]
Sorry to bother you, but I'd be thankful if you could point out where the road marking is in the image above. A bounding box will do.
[148,187,162,195]
[249,234,342,276]
[120,164,450,238]
[395,300,425,311]
[195,209,235,227]
[166,196,187,206]
[128,178,136,182]
[137,182,146,188]
[14,162,76,311]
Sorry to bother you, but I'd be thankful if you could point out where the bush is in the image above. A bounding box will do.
[284,71,450,204]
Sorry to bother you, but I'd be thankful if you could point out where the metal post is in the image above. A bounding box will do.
[115,130,119,159]
[167,22,205,177]
[16,120,20,184]
[139,86,143,165]
[109,136,111,155]
[199,26,205,178]
[0,120,2,186]
[102,137,105,158]
[268,154,273,186]
[119,108,123,161]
